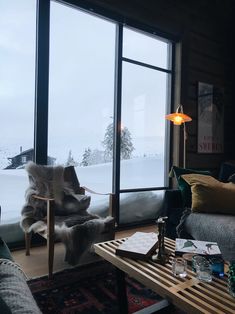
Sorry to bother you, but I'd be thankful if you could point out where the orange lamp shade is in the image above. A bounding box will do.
[165,112,192,125]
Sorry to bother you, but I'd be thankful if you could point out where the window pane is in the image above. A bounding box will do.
[48,2,115,200]
[0,0,36,223]
[123,27,169,69]
[120,62,170,189]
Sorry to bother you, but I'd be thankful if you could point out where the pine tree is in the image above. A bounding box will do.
[65,150,78,167]
[81,147,92,166]
[121,127,134,159]
[102,123,134,160]
[102,123,114,162]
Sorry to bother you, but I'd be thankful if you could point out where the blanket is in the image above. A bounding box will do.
[20,162,114,265]
[176,208,235,261]
[176,208,192,239]
[0,259,41,313]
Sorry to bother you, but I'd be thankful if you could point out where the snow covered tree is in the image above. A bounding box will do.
[65,150,78,167]
[102,123,134,160]
[120,127,134,159]
[81,147,92,166]
[102,123,114,161]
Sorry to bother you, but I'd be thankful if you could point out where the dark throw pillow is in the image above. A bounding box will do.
[0,296,11,314]
[219,162,235,182]
[228,173,235,183]
[171,166,211,208]
[0,237,13,261]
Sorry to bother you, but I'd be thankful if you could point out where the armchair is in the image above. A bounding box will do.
[20,162,115,278]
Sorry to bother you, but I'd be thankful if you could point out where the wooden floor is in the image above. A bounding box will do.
[12,224,156,279]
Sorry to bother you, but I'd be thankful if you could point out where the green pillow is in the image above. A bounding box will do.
[182,174,235,214]
[171,166,211,207]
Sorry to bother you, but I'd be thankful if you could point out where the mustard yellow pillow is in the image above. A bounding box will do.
[181,174,235,214]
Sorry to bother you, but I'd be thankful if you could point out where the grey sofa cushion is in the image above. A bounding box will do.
[0,259,41,313]
[179,212,235,261]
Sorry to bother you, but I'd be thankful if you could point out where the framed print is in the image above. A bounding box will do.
[197,82,224,153]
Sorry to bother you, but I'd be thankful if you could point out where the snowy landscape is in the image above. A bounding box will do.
[0,156,165,224]
[0,2,168,227]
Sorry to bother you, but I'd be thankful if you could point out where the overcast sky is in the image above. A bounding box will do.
[0,0,170,165]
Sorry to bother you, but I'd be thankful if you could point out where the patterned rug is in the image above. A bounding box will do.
[28,261,170,314]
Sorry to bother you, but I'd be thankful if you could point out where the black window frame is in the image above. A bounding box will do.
[34,0,176,227]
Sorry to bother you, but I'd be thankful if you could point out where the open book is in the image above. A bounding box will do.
[175,238,221,256]
[116,232,158,260]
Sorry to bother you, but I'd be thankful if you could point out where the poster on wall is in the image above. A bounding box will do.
[197,82,224,153]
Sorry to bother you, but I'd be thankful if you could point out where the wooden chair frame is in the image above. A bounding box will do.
[24,166,116,279]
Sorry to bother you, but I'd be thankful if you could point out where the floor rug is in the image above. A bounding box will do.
[28,261,177,314]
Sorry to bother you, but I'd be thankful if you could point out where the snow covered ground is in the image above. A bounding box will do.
[0,157,166,224]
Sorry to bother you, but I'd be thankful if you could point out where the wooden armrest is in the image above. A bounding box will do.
[81,187,116,219]
[32,194,54,201]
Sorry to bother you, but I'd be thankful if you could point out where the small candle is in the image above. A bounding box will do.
[172,258,187,278]
[175,264,185,274]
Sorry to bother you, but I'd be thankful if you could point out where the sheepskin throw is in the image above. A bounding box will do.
[20,162,114,265]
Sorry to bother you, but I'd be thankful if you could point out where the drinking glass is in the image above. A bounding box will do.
[172,257,187,278]
[209,256,224,277]
[192,255,206,272]
[196,259,212,282]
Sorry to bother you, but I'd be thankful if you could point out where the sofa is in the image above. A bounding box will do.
[0,237,41,314]
[164,163,235,262]
[164,189,235,261]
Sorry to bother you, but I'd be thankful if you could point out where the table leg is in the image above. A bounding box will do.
[115,267,170,314]
[116,267,128,314]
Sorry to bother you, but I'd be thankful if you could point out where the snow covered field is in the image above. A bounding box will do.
[0,157,166,224]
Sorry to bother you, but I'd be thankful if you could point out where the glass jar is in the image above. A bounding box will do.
[209,256,224,277]
[192,255,206,272]
[172,257,187,278]
[195,258,212,283]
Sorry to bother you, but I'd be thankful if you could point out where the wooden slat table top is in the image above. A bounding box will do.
[94,236,235,314]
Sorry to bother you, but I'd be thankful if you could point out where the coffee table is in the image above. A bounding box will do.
[94,236,235,314]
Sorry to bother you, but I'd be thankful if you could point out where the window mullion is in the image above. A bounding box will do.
[34,0,50,165]
[113,23,123,225]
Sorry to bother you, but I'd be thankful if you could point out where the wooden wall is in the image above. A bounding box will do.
[85,0,235,173]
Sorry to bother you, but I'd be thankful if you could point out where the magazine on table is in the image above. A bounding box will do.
[175,238,222,256]
[115,232,158,260]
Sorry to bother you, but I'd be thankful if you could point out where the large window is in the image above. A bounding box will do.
[0,0,173,227]
[118,27,171,223]
[120,28,171,189]
[0,0,36,224]
[48,3,172,221]
[121,65,167,189]
[48,2,116,208]
[121,48,169,189]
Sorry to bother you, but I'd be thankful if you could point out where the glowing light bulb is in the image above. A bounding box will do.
[165,106,192,125]
[173,115,183,125]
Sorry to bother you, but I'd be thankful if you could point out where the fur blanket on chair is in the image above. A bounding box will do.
[20,162,114,265]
